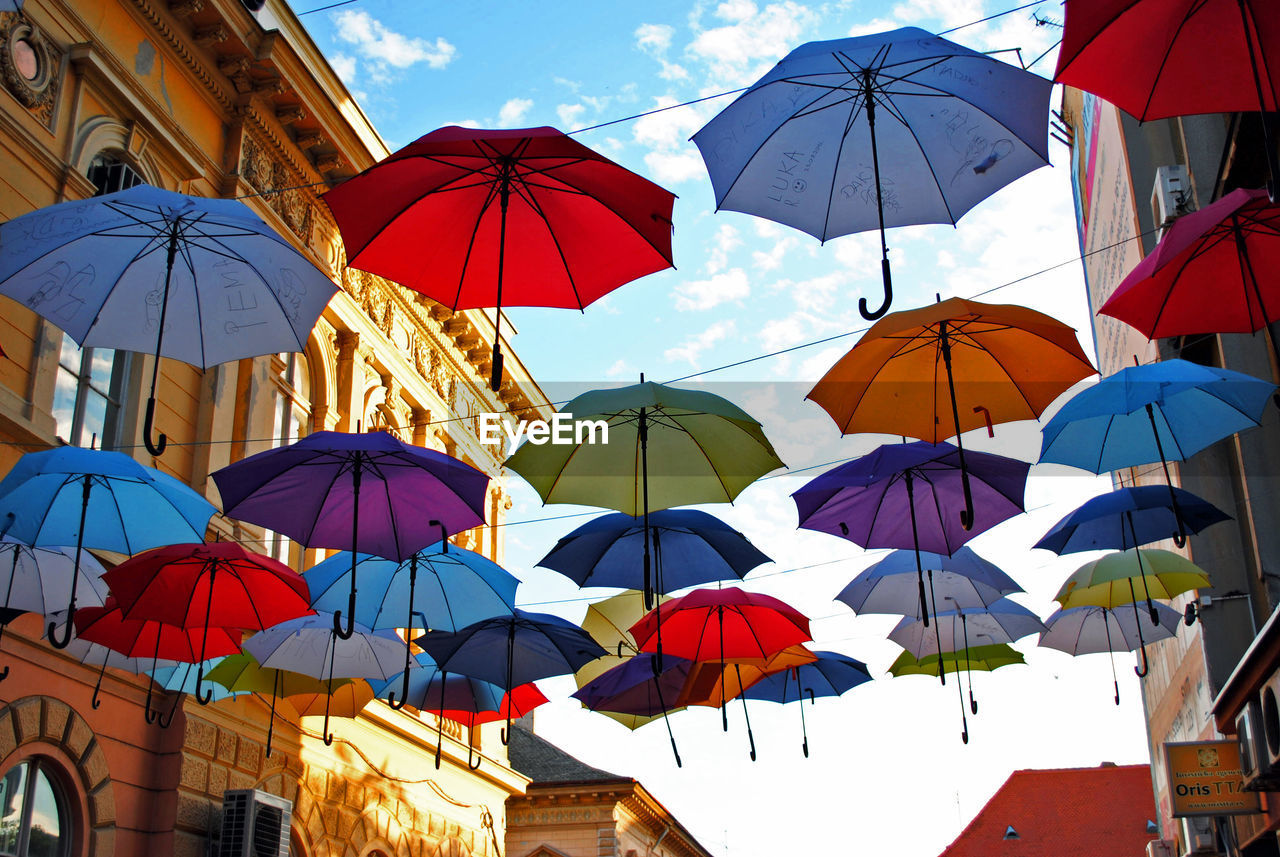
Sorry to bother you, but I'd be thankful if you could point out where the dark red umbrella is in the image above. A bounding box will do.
[73,600,242,726]
[322,126,676,390]
[1054,0,1279,191]
[102,542,312,705]
[1100,188,1280,346]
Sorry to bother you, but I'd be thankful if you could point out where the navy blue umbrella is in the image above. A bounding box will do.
[537,509,771,593]
[415,610,606,743]
[741,652,872,757]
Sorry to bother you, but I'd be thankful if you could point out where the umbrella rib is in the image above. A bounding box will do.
[1054,0,1144,78]
[508,180,588,310]
[866,89,959,226]
[1139,1,1205,120]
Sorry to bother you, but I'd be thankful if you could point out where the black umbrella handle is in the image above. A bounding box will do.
[467,743,482,771]
[429,520,449,553]
[653,664,682,768]
[91,659,107,709]
[50,475,93,650]
[143,221,180,458]
[858,68,893,322]
[800,687,814,758]
[387,558,417,711]
[860,260,893,321]
[333,593,357,640]
[737,666,756,762]
[194,662,214,705]
[143,397,167,457]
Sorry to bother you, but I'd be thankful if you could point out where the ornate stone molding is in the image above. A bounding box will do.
[127,0,233,111]
[0,16,62,128]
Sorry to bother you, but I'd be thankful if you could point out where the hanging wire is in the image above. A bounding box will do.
[296,0,363,15]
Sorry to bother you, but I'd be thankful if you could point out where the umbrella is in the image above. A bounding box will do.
[537,509,771,592]
[571,653,693,767]
[55,621,180,711]
[415,610,606,743]
[73,600,242,726]
[212,430,490,639]
[576,590,669,687]
[244,615,410,744]
[1055,548,1209,678]
[0,185,336,454]
[204,652,346,756]
[888,643,1025,677]
[1040,603,1181,704]
[1099,188,1280,370]
[1034,485,1229,627]
[0,446,216,648]
[1040,360,1274,545]
[837,546,1022,618]
[0,538,110,680]
[1054,0,1280,193]
[507,379,783,607]
[101,542,312,704]
[740,652,872,757]
[285,680,375,726]
[148,659,244,703]
[322,126,676,390]
[372,656,547,769]
[807,297,1095,527]
[304,541,518,707]
[692,28,1051,319]
[794,440,1028,666]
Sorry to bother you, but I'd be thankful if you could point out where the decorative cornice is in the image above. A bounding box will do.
[127,0,234,111]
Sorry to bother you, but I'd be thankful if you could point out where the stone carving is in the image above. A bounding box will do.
[0,17,61,127]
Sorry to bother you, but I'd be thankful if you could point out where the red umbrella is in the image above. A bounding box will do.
[73,600,242,726]
[323,126,676,390]
[102,542,312,705]
[629,587,811,738]
[1100,188,1280,344]
[1054,0,1279,190]
[436,683,549,728]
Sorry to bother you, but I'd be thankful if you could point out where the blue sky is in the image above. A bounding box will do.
[288,2,1152,855]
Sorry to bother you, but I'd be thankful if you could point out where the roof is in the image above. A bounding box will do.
[506,723,627,785]
[939,763,1157,857]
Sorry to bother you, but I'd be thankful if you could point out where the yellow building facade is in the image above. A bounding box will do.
[0,0,552,855]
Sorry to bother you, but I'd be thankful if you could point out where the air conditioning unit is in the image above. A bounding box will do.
[1151,165,1191,237]
[1147,839,1176,857]
[1261,668,1280,769]
[1179,816,1217,856]
[218,789,292,857]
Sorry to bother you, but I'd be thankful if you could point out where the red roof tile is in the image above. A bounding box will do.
[940,764,1157,857]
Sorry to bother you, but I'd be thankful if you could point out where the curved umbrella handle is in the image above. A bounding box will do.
[500,726,510,746]
[194,662,214,705]
[467,743,482,771]
[333,601,356,640]
[144,683,161,725]
[91,660,108,709]
[859,260,893,321]
[157,688,181,728]
[741,693,756,762]
[143,397,168,457]
[958,467,975,531]
[386,673,411,710]
[1135,643,1150,678]
[429,520,449,553]
[47,617,74,650]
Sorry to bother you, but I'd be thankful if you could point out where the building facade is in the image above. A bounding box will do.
[1062,84,1280,856]
[0,0,553,855]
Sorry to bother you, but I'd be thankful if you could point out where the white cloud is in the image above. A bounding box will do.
[604,359,632,379]
[663,320,736,366]
[643,149,707,185]
[716,0,759,23]
[636,23,675,55]
[706,223,742,274]
[751,234,798,271]
[329,52,356,82]
[687,1,816,84]
[331,10,456,83]
[673,268,750,311]
[556,103,586,129]
[498,98,533,127]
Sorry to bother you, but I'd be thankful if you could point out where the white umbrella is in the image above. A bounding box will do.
[245,615,415,743]
[1039,603,1181,705]
[0,185,337,455]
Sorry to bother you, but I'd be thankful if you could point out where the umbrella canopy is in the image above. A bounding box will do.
[808,297,1096,442]
[629,587,812,664]
[678,645,817,708]
[888,643,1026,677]
[205,652,343,697]
[575,590,669,688]
[1040,359,1276,473]
[793,442,1029,555]
[148,659,245,703]
[741,652,873,703]
[1041,603,1182,655]
[322,126,676,390]
[889,600,1046,658]
[1099,189,1280,340]
[1054,0,1279,120]
[692,28,1050,318]
[837,546,1023,617]
[572,651,692,765]
[1055,549,1211,609]
[212,430,490,638]
[286,680,376,720]
[1033,485,1231,555]
[0,185,336,454]
[0,540,110,656]
[537,509,771,592]
[304,543,517,632]
[507,381,783,515]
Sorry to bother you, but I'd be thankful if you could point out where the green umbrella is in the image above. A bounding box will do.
[507,378,784,607]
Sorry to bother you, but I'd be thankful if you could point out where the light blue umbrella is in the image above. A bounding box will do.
[692,27,1051,319]
[149,658,246,703]
[1040,359,1276,474]
[304,541,518,708]
[741,652,872,757]
[0,446,216,648]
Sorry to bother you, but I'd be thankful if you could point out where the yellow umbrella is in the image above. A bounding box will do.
[889,643,1025,744]
[575,590,669,688]
[287,679,375,721]
[205,652,350,756]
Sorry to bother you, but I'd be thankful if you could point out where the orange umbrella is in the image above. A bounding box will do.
[807,297,1095,526]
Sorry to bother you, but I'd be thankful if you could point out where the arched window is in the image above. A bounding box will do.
[265,350,312,565]
[86,152,143,197]
[0,758,69,857]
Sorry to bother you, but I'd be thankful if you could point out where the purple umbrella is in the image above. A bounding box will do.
[572,652,691,766]
[792,441,1028,680]
[212,431,489,639]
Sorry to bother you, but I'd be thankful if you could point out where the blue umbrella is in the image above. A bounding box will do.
[0,447,216,648]
[1033,485,1230,628]
[692,27,1051,319]
[741,652,872,757]
[536,509,771,593]
[415,610,606,744]
[306,541,518,709]
[149,658,245,703]
[1040,359,1274,544]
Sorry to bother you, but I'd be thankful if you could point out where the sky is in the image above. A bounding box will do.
[287,2,1153,856]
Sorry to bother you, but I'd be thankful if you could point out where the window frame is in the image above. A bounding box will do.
[0,756,71,857]
[52,339,133,451]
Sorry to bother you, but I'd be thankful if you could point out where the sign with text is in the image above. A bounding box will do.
[1164,740,1260,817]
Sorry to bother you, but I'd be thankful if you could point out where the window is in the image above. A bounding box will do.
[266,351,311,564]
[87,153,143,197]
[51,337,132,450]
[0,759,68,857]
